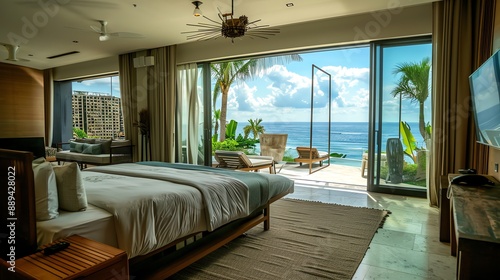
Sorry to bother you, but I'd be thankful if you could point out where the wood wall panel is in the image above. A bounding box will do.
[0,62,44,138]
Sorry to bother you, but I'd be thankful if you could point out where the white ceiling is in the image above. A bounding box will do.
[0,0,436,70]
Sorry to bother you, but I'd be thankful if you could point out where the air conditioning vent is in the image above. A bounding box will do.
[47,51,80,59]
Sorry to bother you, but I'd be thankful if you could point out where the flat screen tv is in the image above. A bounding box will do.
[0,137,46,159]
[469,49,500,149]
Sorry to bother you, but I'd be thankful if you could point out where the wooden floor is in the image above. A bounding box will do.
[276,163,456,279]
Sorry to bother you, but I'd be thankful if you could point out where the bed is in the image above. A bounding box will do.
[0,148,294,279]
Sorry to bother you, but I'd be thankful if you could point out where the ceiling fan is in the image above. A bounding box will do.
[0,43,29,62]
[90,20,144,41]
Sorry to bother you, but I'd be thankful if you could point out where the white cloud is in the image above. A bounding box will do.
[224,64,371,122]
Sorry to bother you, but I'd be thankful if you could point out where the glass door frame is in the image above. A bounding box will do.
[367,36,431,197]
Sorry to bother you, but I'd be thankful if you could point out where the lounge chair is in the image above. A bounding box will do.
[294,147,330,174]
[214,150,275,173]
[259,133,288,173]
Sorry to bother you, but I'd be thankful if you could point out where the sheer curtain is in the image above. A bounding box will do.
[430,0,495,206]
[176,63,199,164]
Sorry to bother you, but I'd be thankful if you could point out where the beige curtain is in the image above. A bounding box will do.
[176,63,199,164]
[147,46,177,162]
[43,69,54,147]
[119,53,140,162]
[430,0,495,207]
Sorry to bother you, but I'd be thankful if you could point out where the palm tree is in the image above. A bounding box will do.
[243,118,265,140]
[212,109,220,141]
[212,54,302,141]
[391,57,431,141]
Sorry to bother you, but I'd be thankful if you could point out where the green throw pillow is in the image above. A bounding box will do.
[69,141,84,153]
[82,143,102,155]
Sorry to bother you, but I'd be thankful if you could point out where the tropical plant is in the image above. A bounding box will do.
[391,57,431,141]
[212,139,240,153]
[400,121,419,163]
[213,109,220,141]
[243,118,265,140]
[133,108,150,136]
[211,54,303,141]
[72,127,88,138]
[225,120,238,139]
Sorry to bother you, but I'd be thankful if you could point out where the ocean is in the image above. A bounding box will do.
[235,122,424,163]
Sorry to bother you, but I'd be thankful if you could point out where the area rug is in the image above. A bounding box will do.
[171,198,390,280]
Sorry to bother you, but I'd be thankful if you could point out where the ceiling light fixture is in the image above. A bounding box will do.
[99,34,110,41]
[183,0,279,43]
[192,1,202,17]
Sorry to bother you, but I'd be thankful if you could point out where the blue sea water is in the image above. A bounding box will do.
[235,122,424,162]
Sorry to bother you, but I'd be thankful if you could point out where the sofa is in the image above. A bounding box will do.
[56,138,133,168]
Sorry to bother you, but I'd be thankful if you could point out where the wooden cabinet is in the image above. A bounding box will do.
[447,175,500,279]
[2,235,128,280]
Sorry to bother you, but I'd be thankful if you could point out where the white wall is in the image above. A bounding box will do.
[53,56,119,81]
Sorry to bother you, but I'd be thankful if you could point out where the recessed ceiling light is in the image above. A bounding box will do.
[286,3,294,7]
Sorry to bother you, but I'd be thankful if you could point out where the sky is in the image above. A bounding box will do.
[71,43,433,124]
[220,43,432,124]
[72,76,121,97]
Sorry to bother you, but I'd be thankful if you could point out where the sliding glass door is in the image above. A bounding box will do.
[368,37,432,196]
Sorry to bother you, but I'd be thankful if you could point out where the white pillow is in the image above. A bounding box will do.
[32,157,59,221]
[53,162,88,211]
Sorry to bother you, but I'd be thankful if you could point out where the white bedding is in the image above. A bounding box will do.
[81,170,208,258]
[86,163,250,231]
[36,204,117,248]
[37,163,287,259]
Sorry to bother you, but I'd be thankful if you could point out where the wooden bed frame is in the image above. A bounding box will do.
[0,148,291,279]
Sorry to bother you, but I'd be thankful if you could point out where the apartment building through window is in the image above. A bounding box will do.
[70,76,123,139]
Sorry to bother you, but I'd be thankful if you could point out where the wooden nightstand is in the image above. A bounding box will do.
[3,235,128,279]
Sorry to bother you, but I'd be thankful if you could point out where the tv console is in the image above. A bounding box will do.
[442,174,500,279]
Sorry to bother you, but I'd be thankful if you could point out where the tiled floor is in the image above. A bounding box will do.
[278,164,457,280]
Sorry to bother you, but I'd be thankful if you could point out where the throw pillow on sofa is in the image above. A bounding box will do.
[69,141,85,153]
[82,143,102,155]
[95,139,112,154]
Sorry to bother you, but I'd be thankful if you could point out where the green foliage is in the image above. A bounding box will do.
[243,118,265,140]
[72,127,88,139]
[391,57,431,140]
[402,164,418,181]
[379,163,424,186]
[211,54,303,141]
[282,148,295,162]
[425,122,432,141]
[235,134,258,150]
[212,139,240,153]
[330,152,346,158]
[213,109,220,138]
[400,121,418,163]
[225,120,238,139]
